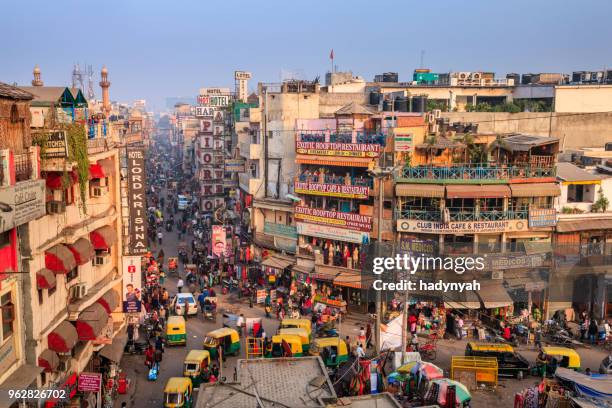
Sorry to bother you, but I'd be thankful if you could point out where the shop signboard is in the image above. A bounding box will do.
[294,181,369,199]
[36,130,68,158]
[78,372,102,393]
[126,147,148,254]
[264,222,297,239]
[256,289,266,304]
[195,106,214,117]
[296,222,369,244]
[486,253,546,270]
[0,179,45,234]
[122,255,142,313]
[296,141,381,158]
[212,225,226,257]
[396,219,529,234]
[225,159,245,173]
[295,206,372,232]
[394,132,413,152]
[529,208,557,228]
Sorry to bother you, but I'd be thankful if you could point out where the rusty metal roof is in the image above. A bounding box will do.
[0,82,34,100]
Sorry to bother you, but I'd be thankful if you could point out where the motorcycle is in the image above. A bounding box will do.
[222,278,238,294]
[124,339,148,355]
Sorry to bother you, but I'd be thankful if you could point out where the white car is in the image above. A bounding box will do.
[171,293,198,316]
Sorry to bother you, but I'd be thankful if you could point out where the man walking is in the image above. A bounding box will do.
[157,230,163,245]
[177,278,184,294]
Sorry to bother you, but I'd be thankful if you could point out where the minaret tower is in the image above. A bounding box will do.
[32,65,43,86]
[99,65,111,115]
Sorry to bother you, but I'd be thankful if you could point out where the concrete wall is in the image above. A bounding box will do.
[555,85,612,113]
[319,92,368,118]
[440,111,612,149]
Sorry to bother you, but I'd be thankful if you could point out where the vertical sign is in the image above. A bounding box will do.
[126,147,148,254]
[122,255,142,312]
[212,225,226,257]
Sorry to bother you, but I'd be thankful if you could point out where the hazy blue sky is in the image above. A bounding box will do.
[2,0,611,111]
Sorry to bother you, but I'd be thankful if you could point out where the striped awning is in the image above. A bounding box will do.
[90,225,117,250]
[48,321,78,353]
[97,289,120,314]
[36,268,56,289]
[66,238,95,265]
[38,349,59,372]
[76,303,109,341]
[396,184,445,198]
[446,185,511,199]
[510,183,560,197]
[295,154,374,168]
[45,244,77,273]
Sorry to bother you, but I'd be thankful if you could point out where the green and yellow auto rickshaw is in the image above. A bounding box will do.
[279,318,312,342]
[183,350,211,387]
[163,377,193,408]
[202,327,240,358]
[279,327,310,353]
[310,337,349,368]
[165,316,187,346]
[270,334,304,357]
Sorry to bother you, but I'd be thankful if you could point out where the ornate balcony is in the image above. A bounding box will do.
[397,163,556,184]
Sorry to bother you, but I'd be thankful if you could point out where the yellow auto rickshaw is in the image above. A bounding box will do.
[279,318,312,341]
[202,327,240,358]
[183,350,211,387]
[163,377,193,408]
[279,327,310,353]
[166,316,187,346]
[270,334,303,357]
[310,337,349,368]
[539,346,581,377]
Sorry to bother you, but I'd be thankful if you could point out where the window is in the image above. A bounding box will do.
[66,267,78,282]
[0,231,9,249]
[1,293,15,341]
[38,289,43,305]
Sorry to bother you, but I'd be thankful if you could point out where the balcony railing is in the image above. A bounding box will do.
[297,173,373,187]
[87,138,111,154]
[398,163,556,183]
[14,153,32,182]
[396,207,530,222]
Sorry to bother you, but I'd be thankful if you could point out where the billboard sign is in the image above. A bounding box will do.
[296,222,369,244]
[212,225,226,257]
[396,219,529,234]
[126,147,148,255]
[200,87,231,96]
[234,71,252,80]
[294,181,369,199]
[198,95,230,107]
[295,206,372,232]
[122,255,142,313]
[296,141,381,157]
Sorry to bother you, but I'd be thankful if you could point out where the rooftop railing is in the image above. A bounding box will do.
[297,132,386,146]
[398,163,555,182]
[297,174,373,188]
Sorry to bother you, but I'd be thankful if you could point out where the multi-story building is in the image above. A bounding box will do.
[292,103,397,314]
[553,161,612,319]
[0,82,47,405]
[395,130,560,315]
[16,67,124,401]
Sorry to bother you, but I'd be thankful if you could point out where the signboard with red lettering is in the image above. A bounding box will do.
[296,141,381,157]
[295,206,372,232]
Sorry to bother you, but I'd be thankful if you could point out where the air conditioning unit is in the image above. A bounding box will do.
[94,253,111,266]
[46,200,66,214]
[458,72,470,80]
[471,72,482,80]
[90,185,109,198]
[70,283,87,300]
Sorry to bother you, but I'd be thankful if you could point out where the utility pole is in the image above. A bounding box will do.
[263,87,269,197]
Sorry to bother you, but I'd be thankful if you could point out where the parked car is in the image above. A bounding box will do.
[171,293,198,316]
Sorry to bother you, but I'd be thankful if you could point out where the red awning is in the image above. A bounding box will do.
[89,164,105,179]
[38,349,59,372]
[76,303,109,341]
[48,321,78,353]
[44,171,78,190]
[97,289,120,314]
[45,244,77,273]
[36,268,57,289]
[90,225,117,250]
[66,238,95,265]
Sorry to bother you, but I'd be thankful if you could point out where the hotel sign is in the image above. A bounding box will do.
[295,206,372,232]
[296,141,381,158]
[197,95,230,107]
[126,147,148,255]
[397,219,529,234]
[195,106,214,117]
[294,181,369,199]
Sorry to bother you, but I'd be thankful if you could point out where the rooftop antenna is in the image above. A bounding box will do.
[420,50,425,69]
[72,64,85,91]
[86,64,95,100]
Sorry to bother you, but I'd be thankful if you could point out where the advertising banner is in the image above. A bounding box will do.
[122,255,142,313]
[126,147,148,254]
[296,141,381,157]
[396,219,529,234]
[78,373,102,393]
[225,159,245,173]
[294,181,369,199]
[295,206,372,231]
[212,225,226,257]
[0,179,45,234]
